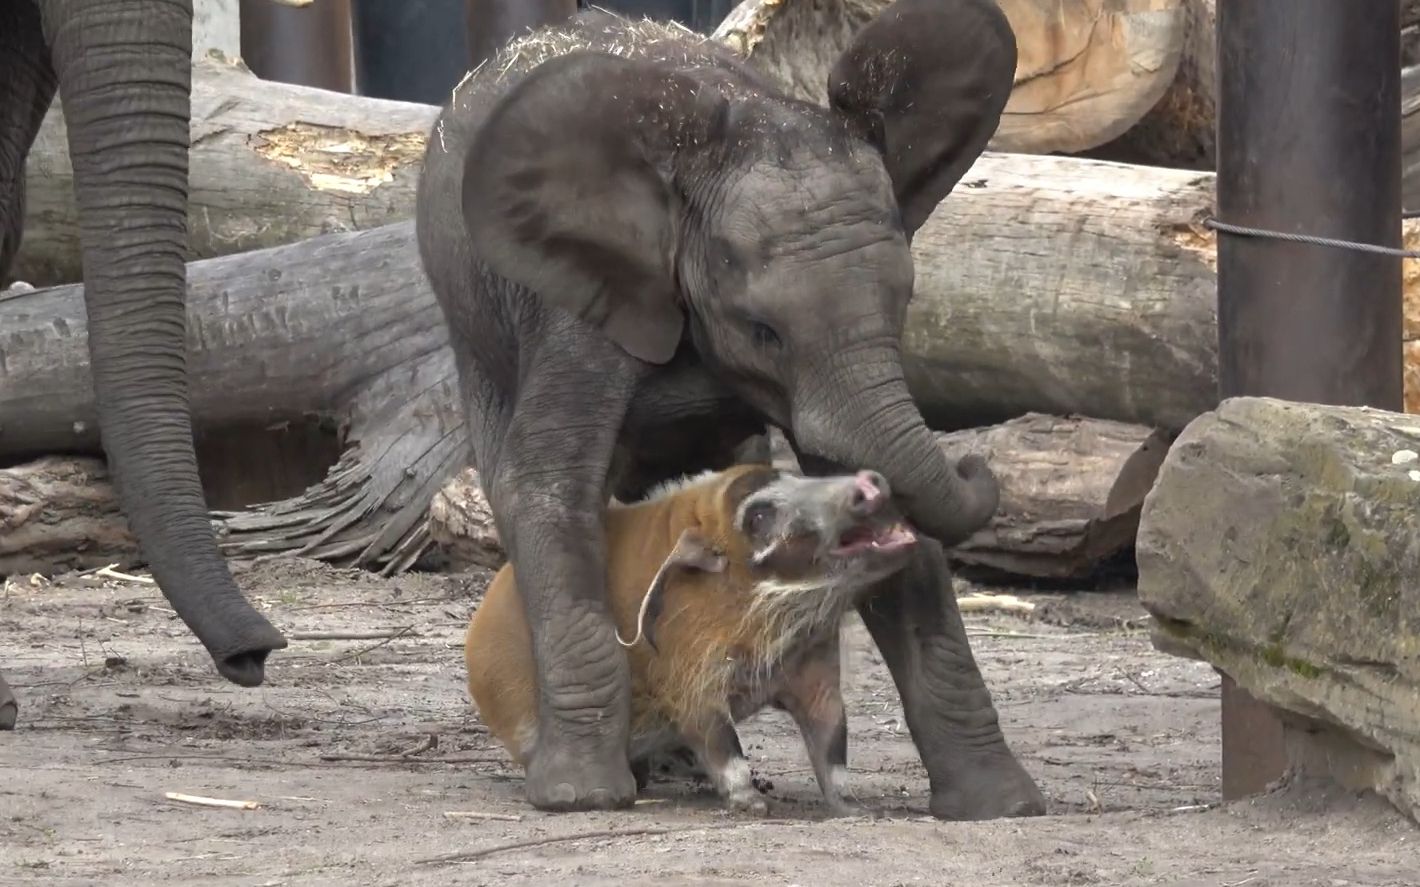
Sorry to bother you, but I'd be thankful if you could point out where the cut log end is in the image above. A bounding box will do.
[712,0,1189,156]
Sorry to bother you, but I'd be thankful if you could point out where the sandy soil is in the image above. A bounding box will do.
[1,558,1415,886]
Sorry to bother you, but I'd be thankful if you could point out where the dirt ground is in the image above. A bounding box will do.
[1,558,1415,886]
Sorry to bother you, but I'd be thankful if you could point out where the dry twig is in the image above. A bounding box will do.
[288,629,417,641]
[957,592,1036,615]
[163,791,259,810]
[317,753,503,765]
[417,820,798,866]
[443,811,523,822]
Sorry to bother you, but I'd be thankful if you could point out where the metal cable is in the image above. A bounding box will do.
[1203,217,1420,259]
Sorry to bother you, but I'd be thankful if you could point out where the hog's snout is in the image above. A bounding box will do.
[848,470,890,517]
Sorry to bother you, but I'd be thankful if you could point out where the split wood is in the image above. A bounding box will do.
[85,565,153,584]
[163,791,259,811]
[416,819,801,866]
[443,811,523,822]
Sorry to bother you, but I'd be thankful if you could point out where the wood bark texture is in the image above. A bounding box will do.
[1137,396,1420,824]
[12,56,438,287]
[711,0,1189,155]
[936,414,1169,579]
[0,457,137,577]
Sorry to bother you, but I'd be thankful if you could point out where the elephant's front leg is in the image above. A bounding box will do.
[859,540,1047,820]
[0,1,57,280]
[0,670,17,731]
[485,342,643,812]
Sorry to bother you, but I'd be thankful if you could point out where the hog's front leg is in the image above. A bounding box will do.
[685,719,766,816]
[777,635,878,819]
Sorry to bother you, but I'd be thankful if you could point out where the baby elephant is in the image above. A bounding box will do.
[465,464,918,816]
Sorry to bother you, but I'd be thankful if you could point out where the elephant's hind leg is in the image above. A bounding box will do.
[0,1,57,281]
[0,670,17,731]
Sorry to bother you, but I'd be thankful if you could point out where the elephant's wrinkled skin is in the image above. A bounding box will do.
[416,0,1046,818]
[0,0,287,728]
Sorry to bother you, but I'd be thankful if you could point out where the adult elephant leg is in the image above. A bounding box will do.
[39,0,286,685]
[483,325,641,811]
[0,670,17,731]
[0,1,56,279]
[795,450,1045,820]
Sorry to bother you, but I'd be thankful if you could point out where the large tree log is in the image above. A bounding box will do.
[3,152,1416,572]
[13,55,437,287]
[1,222,465,575]
[937,414,1168,579]
[10,413,1164,581]
[713,0,1189,156]
[1136,396,1420,824]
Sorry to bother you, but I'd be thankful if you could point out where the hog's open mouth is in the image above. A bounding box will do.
[831,518,918,557]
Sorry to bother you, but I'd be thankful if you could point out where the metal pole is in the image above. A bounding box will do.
[465,0,578,70]
[1215,0,1403,798]
[239,0,354,93]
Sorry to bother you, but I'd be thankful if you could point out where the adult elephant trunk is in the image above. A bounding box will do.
[790,344,999,547]
[41,0,286,684]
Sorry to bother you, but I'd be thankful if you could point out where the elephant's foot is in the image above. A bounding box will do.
[524,737,637,812]
[928,752,1047,820]
[0,673,17,731]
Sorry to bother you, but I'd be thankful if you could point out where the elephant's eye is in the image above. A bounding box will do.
[750,321,782,350]
[742,501,777,536]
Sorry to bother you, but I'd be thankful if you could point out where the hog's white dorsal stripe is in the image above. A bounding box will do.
[631,469,724,506]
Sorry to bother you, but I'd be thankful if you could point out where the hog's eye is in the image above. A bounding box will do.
[741,501,776,536]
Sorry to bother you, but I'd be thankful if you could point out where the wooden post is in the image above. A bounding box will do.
[239,0,354,93]
[465,0,578,69]
[1214,0,1403,799]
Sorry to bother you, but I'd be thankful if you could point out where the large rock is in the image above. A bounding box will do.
[1137,396,1420,822]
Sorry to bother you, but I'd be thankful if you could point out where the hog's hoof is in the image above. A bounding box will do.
[728,792,770,817]
[929,758,1047,820]
[825,800,882,820]
[525,743,637,812]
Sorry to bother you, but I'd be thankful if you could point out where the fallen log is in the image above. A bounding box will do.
[937,414,1168,579]
[1136,396,1420,824]
[1,152,1415,573]
[713,0,1189,156]
[0,221,465,575]
[14,55,437,287]
[14,414,1161,582]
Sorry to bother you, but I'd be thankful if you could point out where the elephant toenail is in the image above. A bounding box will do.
[548,782,577,805]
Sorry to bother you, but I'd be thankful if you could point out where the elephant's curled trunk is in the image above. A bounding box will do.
[42,0,286,684]
[792,348,999,548]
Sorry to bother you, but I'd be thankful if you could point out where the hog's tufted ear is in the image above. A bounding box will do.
[618,528,725,654]
[827,0,1017,236]
[461,50,732,364]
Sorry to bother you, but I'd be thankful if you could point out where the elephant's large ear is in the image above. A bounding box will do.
[827,0,1017,236]
[461,51,731,364]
